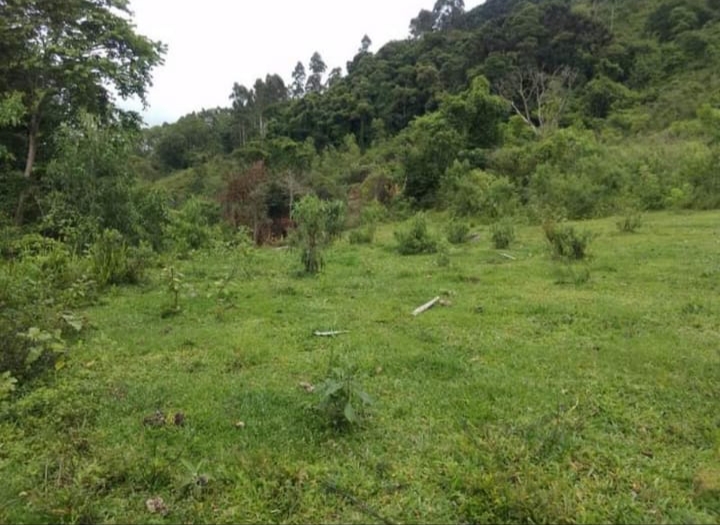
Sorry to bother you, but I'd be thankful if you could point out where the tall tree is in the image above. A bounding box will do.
[290,61,306,98]
[432,0,465,30]
[0,0,165,181]
[410,9,435,38]
[360,34,373,54]
[229,83,254,147]
[305,52,327,94]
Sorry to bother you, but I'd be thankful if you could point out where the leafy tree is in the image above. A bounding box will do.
[291,194,345,274]
[290,61,306,98]
[306,52,328,94]
[360,34,373,54]
[0,0,165,184]
[410,9,436,38]
[432,0,465,30]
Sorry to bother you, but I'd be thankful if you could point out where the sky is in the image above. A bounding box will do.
[118,0,484,126]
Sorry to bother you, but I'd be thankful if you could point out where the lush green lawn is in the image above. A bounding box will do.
[1,211,719,524]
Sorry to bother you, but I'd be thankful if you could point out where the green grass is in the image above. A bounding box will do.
[2,211,719,524]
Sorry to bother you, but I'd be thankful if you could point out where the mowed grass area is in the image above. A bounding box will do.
[1,211,719,524]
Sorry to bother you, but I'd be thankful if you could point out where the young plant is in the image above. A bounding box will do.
[314,362,372,429]
[161,266,184,317]
[179,459,211,499]
[291,195,346,274]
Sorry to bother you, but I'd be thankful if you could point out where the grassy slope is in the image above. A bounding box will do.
[1,211,719,524]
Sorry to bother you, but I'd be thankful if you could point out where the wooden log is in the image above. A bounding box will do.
[412,296,440,316]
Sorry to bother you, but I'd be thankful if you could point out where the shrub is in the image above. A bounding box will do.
[543,221,593,260]
[394,214,438,255]
[291,195,346,274]
[90,229,145,287]
[168,197,218,254]
[490,219,515,249]
[441,162,518,219]
[446,221,470,244]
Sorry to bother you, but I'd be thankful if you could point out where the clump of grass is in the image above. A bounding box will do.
[490,218,515,249]
[553,262,591,285]
[617,210,643,233]
[445,221,470,245]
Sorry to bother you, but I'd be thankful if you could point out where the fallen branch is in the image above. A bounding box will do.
[500,253,516,261]
[412,296,440,316]
[313,330,349,337]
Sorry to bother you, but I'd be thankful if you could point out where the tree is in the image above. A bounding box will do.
[306,52,327,94]
[432,0,465,30]
[0,0,165,181]
[326,67,343,89]
[290,61,306,98]
[229,83,254,148]
[0,0,165,225]
[291,194,345,274]
[360,34,372,54]
[410,9,435,38]
[497,66,578,136]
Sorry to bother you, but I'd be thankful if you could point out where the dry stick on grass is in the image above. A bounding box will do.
[412,296,440,316]
[313,330,349,337]
[500,253,516,260]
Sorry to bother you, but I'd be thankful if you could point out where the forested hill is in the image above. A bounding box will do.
[2,0,720,241]
[130,0,720,232]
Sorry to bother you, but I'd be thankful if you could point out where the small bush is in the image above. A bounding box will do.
[446,221,470,244]
[90,229,144,287]
[490,219,515,249]
[394,214,438,255]
[543,221,593,260]
[291,195,346,274]
[617,210,643,233]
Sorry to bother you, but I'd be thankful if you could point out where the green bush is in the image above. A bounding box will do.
[90,229,145,287]
[291,195,346,274]
[168,197,218,254]
[446,221,470,244]
[394,214,438,255]
[490,219,515,249]
[543,221,593,260]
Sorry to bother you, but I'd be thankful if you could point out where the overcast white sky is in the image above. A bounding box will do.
[119,0,484,126]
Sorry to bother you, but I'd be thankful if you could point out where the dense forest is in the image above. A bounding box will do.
[2,0,720,401]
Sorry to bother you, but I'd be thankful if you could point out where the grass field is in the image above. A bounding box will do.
[1,211,719,524]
